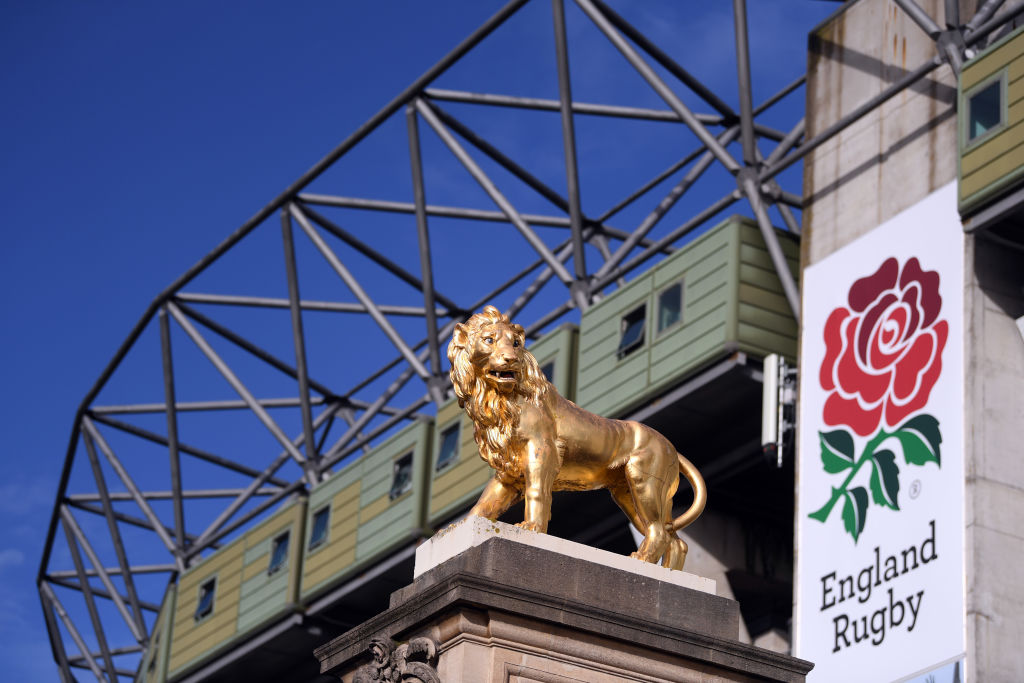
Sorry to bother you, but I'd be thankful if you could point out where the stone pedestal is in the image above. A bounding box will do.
[314,518,813,682]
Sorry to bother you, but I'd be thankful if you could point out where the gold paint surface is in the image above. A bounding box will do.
[448,306,707,570]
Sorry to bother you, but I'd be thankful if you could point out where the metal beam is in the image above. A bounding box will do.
[406,104,445,402]
[61,518,117,680]
[174,297,335,398]
[81,418,182,567]
[88,412,290,487]
[93,396,327,415]
[59,505,145,643]
[777,203,802,236]
[190,479,306,556]
[966,0,1004,32]
[39,585,75,683]
[753,74,805,117]
[66,499,208,548]
[426,87,719,122]
[760,56,944,181]
[189,402,340,556]
[322,395,432,467]
[49,564,176,579]
[290,203,434,382]
[281,209,319,468]
[339,407,371,455]
[45,576,161,614]
[965,0,1024,45]
[740,173,801,321]
[166,301,312,476]
[69,488,280,502]
[175,292,439,316]
[574,0,741,173]
[594,190,743,290]
[552,0,587,289]
[322,366,418,464]
[764,118,805,169]
[587,0,738,120]
[41,581,105,681]
[158,307,186,552]
[733,0,758,166]
[81,431,147,638]
[595,126,741,280]
[300,193,573,227]
[414,97,576,285]
[424,100,588,217]
[297,203,460,314]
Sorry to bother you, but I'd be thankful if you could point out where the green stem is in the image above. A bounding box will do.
[808,429,889,522]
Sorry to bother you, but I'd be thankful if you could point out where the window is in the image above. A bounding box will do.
[194,578,216,621]
[965,73,1005,144]
[267,532,290,575]
[435,423,460,471]
[308,507,330,551]
[540,360,555,382]
[389,452,414,499]
[657,281,684,334]
[617,305,646,359]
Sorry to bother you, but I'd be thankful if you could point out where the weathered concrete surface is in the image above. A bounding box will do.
[963,236,1024,683]
[315,536,813,682]
[802,0,962,265]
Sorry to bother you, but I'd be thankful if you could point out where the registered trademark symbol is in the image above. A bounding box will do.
[909,480,922,499]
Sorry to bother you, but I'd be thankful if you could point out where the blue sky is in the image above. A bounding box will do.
[0,1,837,679]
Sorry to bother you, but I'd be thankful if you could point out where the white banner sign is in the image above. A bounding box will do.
[795,183,965,682]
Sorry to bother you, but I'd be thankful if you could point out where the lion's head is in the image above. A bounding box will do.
[447,306,546,472]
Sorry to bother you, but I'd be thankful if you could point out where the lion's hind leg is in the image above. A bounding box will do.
[661,535,688,570]
[620,449,677,565]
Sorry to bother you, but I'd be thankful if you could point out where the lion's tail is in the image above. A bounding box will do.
[671,453,707,532]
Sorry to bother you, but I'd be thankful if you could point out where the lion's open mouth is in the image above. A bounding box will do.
[488,370,517,381]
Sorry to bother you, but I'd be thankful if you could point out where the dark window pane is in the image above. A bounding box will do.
[436,424,460,471]
[268,532,289,575]
[308,507,329,550]
[390,452,414,499]
[969,80,1002,141]
[658,283,683,333]
[540,361,555,382]
[617,305,646,358]
[194,579,215,621]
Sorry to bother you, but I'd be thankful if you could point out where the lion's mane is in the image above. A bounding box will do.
[447,306,546,474]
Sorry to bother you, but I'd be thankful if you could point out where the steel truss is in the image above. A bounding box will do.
[37,1,1024,680]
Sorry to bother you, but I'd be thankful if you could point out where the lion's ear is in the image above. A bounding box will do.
[448,324,469,361]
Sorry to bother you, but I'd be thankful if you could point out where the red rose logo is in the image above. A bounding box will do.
[819,257,948,437]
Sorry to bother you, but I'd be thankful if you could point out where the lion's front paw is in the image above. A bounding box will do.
[515,520,543,532]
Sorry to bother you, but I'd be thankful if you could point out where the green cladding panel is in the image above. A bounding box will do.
[427,398,492,526]
[576,216,798,418]
[167,501,304,680]
[354,420,431,562]
[300,420,431,601]
[959,24,1024,214]
[527,322,578,400]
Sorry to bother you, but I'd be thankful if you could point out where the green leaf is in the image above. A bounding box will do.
[819,429,855,473]
[894,414,942,467]
[869,449,900,510]
[841,486,869,542]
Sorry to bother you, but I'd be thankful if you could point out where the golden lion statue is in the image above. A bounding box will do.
[448,305,706,570]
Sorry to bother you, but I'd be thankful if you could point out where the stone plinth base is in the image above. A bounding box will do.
[315,518,812,682]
